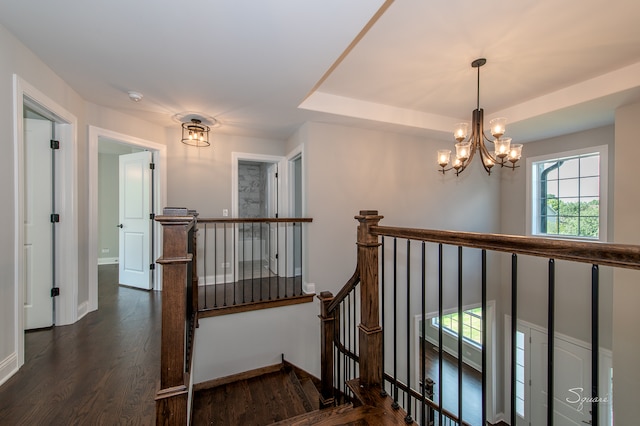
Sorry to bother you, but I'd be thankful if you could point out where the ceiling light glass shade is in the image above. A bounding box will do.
[454,123,469,142]
[181,119,210,147]
[437,149,451,167]
[494,137,511,159]
[489,117,507,138]
[455,141,471,162]
[509,144,523,163]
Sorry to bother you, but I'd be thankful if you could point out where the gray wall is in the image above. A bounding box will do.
[98,153,119,262]
[0,22,167,381]
[612,101,640,425]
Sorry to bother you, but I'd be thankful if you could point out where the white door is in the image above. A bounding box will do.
[24,118,54,329]
[530,329,593,425]
[118,151,152,290]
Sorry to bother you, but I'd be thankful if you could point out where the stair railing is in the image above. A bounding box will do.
[154,207,198,426]
[321,210,640,426]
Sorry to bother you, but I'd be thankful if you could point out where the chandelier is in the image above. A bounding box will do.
[181,118,211,147]
[437,58,522,176]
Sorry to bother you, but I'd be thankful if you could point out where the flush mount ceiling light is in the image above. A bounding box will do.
[437,58,523,176]
[181,118,211,147]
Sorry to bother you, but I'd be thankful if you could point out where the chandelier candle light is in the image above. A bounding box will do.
[438,58,522,176]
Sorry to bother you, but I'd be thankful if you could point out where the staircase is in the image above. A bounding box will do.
[191,363,408,425]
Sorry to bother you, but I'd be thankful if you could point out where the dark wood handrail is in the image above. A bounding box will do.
[197,217,313,224]
[371,225,640,270]
[326,267,360,314]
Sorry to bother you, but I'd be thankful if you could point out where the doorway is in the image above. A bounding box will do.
[13,76,79,371]
[97,141,156,290]
[88,126,167,311]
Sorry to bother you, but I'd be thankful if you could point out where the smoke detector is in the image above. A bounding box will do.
[127,91,143,102]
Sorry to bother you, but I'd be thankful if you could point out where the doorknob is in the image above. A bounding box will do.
[117,224,123,228]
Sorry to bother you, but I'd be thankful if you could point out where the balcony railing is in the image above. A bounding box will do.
[196,217,313,316]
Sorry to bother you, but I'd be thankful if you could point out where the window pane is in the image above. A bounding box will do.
[580,177,599,197]
[558,158,580,178]
[580,155,600,177]
[558,178,579,196]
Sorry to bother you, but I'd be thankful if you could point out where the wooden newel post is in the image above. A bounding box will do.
[318,291,336,407]
[356,210,384,388]
[154,208,197,426]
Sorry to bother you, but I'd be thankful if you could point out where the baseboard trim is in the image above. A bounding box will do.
[77,301,89,321]
[98,257,118,265]
[0,352,19,387]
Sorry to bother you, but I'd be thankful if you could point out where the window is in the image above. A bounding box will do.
[528,146,608,240]
[432,307,482,347]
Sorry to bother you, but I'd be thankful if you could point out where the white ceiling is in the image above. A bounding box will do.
[2,0,640,143]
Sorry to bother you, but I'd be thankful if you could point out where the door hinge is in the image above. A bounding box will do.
[150,263,156,270]
[150,162,155,170]
[150,213,155,220]
[275,172,278,178]
[275,253,279,259]
[50,140,60,150]
[51,287,60,297]
[50,213,60,223]
[275,213,279,218]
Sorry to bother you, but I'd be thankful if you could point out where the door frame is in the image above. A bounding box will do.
[231,152,287,283]
[13,75,79,368]
[88,126,167,309]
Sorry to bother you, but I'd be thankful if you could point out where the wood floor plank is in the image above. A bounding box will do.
[0,264,160,425]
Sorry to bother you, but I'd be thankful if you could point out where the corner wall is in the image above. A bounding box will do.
[612,101,640,424]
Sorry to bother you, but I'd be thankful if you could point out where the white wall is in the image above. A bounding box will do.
[612,101,640,424]
[0,23,167,385]
[98,153,119,263]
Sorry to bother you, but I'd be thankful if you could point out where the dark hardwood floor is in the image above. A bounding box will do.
[0,264,160,425]
[421,340,484,426]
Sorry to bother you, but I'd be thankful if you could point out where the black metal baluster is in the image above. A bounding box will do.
[592,264,599,426]
[241,223,245,303]
[482,250,487,426]
[511,253,518,426]
[347,292,351,384]
[298,221,302,295]
[203,224,208,309]
[284,223,288,297]
[292,222,296,296]
[406,239,413,423]
[223,224,228,306]
[438,243,444,425]
[251,223,255,302]
[457,246,463,423]
[392,238,399,409]
[268,222,272,300]
[381,237,387,397]
[548,259,555,426]
[421,242,426,426]
[214,224,218,308]
[259,222,263,301]
[233,223,236,305]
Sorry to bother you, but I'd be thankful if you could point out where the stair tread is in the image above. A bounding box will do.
[269,403,405,426]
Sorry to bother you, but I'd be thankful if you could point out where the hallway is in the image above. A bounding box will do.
[0,264,160,425]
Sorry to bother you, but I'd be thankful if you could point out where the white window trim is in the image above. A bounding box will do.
[526,145,608,242]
